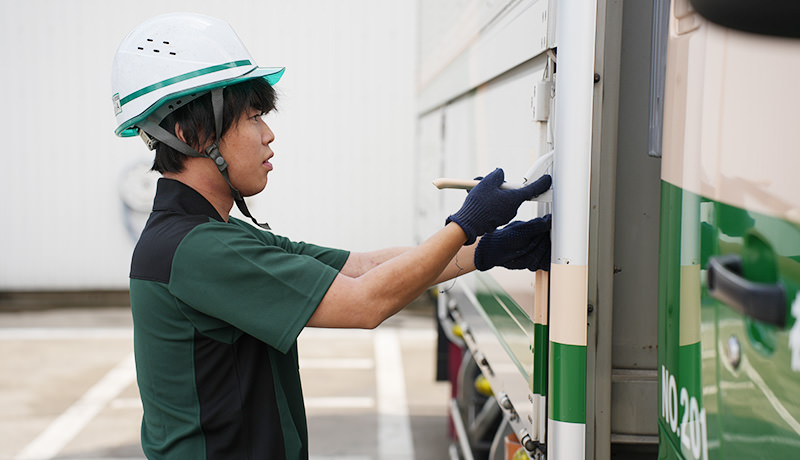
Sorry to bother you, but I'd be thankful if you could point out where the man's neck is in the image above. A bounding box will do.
[163,160,233,221]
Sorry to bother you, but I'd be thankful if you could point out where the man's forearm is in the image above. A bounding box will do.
[434,241,478,284]
[340,247,410,278]
[356,223,467,312]
[310,223,467,329]
[342,238,477,285]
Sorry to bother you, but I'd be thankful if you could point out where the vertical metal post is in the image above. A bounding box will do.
[548,0,598,458]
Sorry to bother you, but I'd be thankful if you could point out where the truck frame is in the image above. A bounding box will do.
[415,0,800,459]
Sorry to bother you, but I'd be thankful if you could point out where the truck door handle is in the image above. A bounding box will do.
[707,254,786,328]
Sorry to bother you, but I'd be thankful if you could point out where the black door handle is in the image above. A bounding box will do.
[707,254,786,328]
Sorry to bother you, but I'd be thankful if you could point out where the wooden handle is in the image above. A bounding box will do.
[432,178,480,190]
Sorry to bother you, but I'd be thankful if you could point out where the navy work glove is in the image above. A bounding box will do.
[446,169,551,245]
[474,215,552,271]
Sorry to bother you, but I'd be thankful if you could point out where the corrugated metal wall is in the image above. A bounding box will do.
[0,1,417,291]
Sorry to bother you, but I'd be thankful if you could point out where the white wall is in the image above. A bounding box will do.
[0,1,417,291]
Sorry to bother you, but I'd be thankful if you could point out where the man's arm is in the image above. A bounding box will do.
[435,242,478,283]
[338,247,408,278]
[308,169,551,330]
[340,241,478,283]
[307,223,467,329]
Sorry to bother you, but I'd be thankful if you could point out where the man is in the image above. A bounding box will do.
[112,13,552,459]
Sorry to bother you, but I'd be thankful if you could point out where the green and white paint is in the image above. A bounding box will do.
[658,181,800,459]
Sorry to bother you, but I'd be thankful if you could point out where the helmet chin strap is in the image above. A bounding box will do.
[138,88,271,230]
[206,89,271,230]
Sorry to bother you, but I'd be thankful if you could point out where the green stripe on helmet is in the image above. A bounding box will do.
[115,66,284,138]
[119,60,253,107]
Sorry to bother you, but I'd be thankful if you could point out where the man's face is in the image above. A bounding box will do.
[219,108,275,197]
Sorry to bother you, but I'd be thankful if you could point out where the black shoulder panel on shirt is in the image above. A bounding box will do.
[130,212,210,284]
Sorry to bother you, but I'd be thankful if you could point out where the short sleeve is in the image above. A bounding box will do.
[234,219,349,270]
[168,221,348,353]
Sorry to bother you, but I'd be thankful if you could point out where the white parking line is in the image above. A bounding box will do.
[55,458,143,460]
[109,398,143,410]
[310,457,370,460]
[374,328,415,459]
[300,358,374,369]
[305,397,375,409]
[11,324,422,459]
[0,328,132,340]
[300,328,375,340]
[14,353,137,460]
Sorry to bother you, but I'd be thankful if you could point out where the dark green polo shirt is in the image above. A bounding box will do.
[129,178,349,459]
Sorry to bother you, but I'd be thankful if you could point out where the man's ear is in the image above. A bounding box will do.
[175,122,213,151]
[175,122,187,143]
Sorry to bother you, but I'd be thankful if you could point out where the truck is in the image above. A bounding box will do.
[413,0,800,459]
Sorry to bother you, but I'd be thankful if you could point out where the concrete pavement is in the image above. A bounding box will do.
[0,297,451,460]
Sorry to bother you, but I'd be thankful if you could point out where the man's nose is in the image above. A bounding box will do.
[263,123,275,144]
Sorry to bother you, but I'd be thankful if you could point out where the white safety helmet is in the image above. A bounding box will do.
[112,12,283,138]
[111,12,284,228]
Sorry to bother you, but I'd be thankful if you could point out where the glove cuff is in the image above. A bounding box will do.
[473,233,497,271]
[446,214,477,245]
[447,194,499,245]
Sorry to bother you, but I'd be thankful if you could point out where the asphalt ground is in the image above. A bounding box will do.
[0,296,451,460]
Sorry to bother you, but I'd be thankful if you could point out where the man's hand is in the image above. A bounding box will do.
[446,169,551,245]
[474,214,552,271]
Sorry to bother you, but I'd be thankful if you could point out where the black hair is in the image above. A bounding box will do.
[151,78,277,174]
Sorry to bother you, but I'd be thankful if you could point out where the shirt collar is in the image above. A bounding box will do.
[152,178,225,222]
